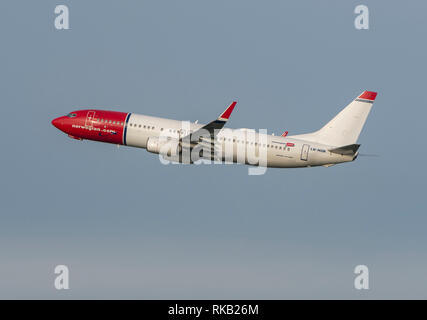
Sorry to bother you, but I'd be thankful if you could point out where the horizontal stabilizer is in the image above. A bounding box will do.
[329,144,360,155]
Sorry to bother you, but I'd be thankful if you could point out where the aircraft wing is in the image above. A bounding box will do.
[181,101,237,147]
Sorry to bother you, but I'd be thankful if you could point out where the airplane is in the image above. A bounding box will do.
[51,91,377,168]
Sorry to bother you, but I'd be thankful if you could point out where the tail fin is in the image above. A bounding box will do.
[292,91,377,147]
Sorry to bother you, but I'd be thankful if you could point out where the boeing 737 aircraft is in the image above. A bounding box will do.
[51,91,377,168]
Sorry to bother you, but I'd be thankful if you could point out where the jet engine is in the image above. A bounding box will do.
[146,136,181,157]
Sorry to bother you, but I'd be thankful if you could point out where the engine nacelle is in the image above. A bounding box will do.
[146,136,181,157]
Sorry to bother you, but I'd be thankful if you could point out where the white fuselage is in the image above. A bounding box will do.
[124,113,355,168]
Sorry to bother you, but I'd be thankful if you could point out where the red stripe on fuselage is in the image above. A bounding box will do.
[56,110,129,145]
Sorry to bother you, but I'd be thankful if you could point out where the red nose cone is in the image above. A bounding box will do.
[51,117,63,130]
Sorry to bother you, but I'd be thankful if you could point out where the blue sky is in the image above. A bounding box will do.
[0,0,426,298]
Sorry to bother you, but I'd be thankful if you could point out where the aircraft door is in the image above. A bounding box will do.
[301,144,310,161]
[85,111,96,127]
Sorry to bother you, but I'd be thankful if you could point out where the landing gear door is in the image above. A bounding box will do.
[301,144,310,161]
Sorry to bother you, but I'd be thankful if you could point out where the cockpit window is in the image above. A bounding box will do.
[66,113,77,118]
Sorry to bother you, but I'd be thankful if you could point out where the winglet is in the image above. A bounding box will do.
[281,131,288,137]
[218,101,237,121]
